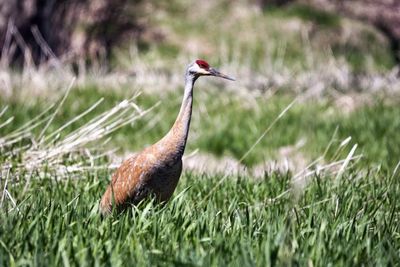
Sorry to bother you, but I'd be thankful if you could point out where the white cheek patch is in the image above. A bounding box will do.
[192,63,208,74]
[198,68,209,75]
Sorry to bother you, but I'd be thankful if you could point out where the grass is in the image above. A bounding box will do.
[1,82,399,265]
[1,165,399,266]
[148,1,395,72]
[2,86,400,168]
[265,4,341,28]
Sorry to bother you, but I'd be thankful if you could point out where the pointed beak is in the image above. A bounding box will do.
[208,67,235,81]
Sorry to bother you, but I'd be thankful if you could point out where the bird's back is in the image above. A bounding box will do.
[99,139,183,215]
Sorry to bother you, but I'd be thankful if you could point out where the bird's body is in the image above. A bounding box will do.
[100,60,234,215]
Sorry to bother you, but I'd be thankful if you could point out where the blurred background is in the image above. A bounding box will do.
[1,0,400,173]
[1,0,399,70]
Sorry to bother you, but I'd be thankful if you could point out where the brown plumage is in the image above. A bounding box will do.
[99,60,235,215]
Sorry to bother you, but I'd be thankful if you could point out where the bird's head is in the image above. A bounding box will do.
[186,59,235,81]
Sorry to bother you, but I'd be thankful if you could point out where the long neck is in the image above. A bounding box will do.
[166,75,196,155]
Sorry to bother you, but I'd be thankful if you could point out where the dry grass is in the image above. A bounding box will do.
[1,43,399,111]
[0,84,156,182]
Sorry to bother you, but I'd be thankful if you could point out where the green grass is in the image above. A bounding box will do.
[265,4,341,28]
[1,85,399,265]
[1,165,399,266]
[147,1,395,72]
[2,86,400,168]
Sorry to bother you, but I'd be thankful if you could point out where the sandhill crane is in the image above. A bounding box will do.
[100,60,235,215]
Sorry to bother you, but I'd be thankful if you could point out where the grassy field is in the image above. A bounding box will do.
[2,86,400,168]
[1,83,400,266]
[1,1,400,266]
[1,165,399,266]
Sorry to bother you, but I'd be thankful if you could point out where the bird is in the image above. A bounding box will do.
[99,59,235,215]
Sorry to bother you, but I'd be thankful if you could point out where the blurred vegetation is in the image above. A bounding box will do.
[0,0,148,67]
[0,0,398,71]
[265,4,340,28]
